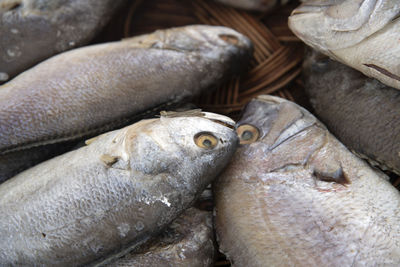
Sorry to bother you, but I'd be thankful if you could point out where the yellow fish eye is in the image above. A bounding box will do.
[194,132,218,149]
[236,124,259,144]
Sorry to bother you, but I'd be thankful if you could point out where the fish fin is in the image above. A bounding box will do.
[363,64,400,82]
[313,166,350,185]
[85,136,99,146]
[159,109,204,118]
[100,154,119,167]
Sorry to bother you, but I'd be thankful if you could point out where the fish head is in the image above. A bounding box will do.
[124,25,253,74]
[123,111,238,194]
[236,95,318,149]
[235,95,355,188]
[289,0,400,51]
[236,95,387,189]
[216,96,400,265]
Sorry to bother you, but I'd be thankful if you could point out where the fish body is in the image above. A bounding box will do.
[0,25,252,182]
[289,0,400,90]
[0,112,237,266]
[215,0,289,12]
[303,50,400,175]
[214,95,400,266]
[108,208,214,267]
[0,0,127,82]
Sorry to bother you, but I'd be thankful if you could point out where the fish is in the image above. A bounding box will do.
[288,0,400,90]
[214,0,289,12]
[303,49,400,175]
[0,25,252,183]
[0,111,237,266]
[106,208,214,267]
[214,95,400,266]
[0,0,128,82]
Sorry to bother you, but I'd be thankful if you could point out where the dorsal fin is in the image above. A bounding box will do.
[159,109,204,118]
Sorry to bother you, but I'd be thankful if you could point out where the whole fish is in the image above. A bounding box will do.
[304,49,400,175]
[0,0,127,82]
[0,25,252,183]
[107,208,214,267]
[0,111,237,266]
[288,0,400,90]
[215,0,289,12]
[214,95,400,266]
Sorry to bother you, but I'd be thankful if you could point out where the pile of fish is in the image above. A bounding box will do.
[215,96,400,266]
[1,0,400,266]
[0,24,252,182]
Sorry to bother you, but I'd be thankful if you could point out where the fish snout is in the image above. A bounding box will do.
[192,25,252,49]
[288,6,328,52]
[188,25,253,61]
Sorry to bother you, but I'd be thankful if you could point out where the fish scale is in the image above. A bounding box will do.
[0,113,237,266]
[214,95,400,266]
[0,25,252,182]
[105,208,214,267]
[289,0,400,90]
[303,49,400,175]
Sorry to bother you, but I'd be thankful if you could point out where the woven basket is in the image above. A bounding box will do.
[95,1,400,265]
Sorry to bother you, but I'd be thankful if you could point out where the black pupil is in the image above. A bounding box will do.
[241,130,253,140]
[203,139,212,147]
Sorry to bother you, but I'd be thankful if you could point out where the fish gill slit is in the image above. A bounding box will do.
[269,121,315,152]
[270,163,305,173]
[363,64,400,82]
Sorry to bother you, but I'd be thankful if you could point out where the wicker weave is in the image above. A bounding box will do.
[124,0,304,119]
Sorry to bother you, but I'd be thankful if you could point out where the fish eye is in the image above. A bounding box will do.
[236,124,259,144]
[194,132,218,149]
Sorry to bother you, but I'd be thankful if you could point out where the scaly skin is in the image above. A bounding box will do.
[303,49,400,175]
[0,25,252,182]
[108,208,214,267]
[0,0,127,82]
[214,95,400,266]
[0,112,237,266]
[289,0,400,90]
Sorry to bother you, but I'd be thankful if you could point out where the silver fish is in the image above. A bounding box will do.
[289,0,400,90]
[0,25,252,182]
[0,0,127,82]
[304,49,400,175]
[0,111,237,266]
[214,95,400,266]
[215,0,289,12]
[107,208,214,267]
